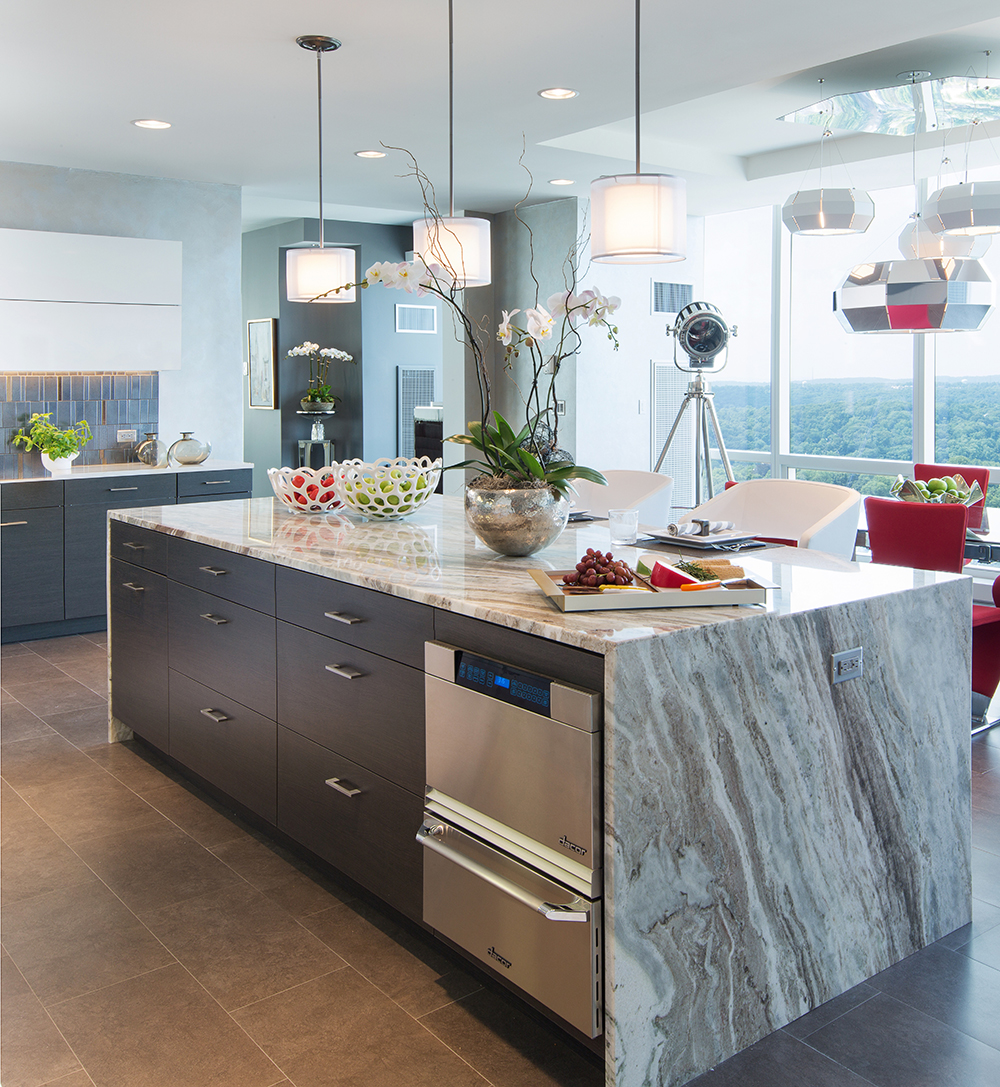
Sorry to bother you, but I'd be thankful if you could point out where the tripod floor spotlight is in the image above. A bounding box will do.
[652,302,737,504]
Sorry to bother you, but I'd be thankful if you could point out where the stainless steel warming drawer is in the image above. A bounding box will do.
[420,641,603,1037]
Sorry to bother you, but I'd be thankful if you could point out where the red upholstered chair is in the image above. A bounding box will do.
[864,496,1000,727]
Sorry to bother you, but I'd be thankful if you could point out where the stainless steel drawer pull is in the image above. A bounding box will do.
[325,664,364,680]
[198,566,229,576]
[416,825,590,922]
[123,541,146,550]
[108,486,139,491]
[200,613,229,625]
[200,708,229,723]
[325,777,362,797]
[202,480,231,485]
[0,520,29,527]
[123,582,145,593]
[324,610,363,625]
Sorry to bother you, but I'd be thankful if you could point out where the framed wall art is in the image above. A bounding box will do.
[247,317,278,409]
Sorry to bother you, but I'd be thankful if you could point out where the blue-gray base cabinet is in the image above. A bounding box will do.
[1,468,250,641]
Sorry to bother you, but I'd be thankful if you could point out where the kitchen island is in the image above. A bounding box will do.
[107,495,972,1087]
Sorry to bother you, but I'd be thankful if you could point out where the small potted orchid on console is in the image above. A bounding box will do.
[287,341,355,413]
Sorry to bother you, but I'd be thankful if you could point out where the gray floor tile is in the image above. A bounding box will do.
[41,704,110,749]
[49,964,282,1087]
[972,769,1000,816]
[781,981,878,1040]
[1,949,84,1087]
[972,846,1000,908]
[81,738,184,792]
[958,922,1000,973]
[143,882,346,1011]
[1,879,174,1006]
[26,635,109,666]
[0,653,66,687]
[141,780,252,848]
[0,731,108,790]
[233,967,489,1087]
[1,802,96,906]
[972,804,1000,857]
[936,897,1000,949]
[804,991,1000,1087]
[52,657,109,698]
[972,736,1000,776]
[1,675,105,717]
[1,701,54,744]
[0,642,36,659]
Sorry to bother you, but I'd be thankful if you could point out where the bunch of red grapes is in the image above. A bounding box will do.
[562,549,635,587]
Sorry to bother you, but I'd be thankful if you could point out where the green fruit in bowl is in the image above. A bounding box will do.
[926,478,947,494]
[942,476,958,493]
[379,480,394,492]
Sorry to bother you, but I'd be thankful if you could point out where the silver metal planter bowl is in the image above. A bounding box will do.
[465,484,570,557]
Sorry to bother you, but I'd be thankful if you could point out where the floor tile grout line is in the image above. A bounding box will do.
[409,990,501,1086]
[224,963,351,1015]
[792,1032,886,1087]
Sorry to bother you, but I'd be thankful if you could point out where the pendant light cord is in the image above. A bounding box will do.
[448,0,455,217]
[316,48,325,250]
[634,0,641,175]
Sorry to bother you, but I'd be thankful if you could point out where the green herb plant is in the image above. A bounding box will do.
[11,413,93,459]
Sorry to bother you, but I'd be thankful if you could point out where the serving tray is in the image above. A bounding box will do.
[528,567,772,612]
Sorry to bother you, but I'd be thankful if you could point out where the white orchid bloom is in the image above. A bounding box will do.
[546,291,572,318]
[365,262,386,285]
[497,309,521,345]
[525,306,554,341]
[379,263,403,289]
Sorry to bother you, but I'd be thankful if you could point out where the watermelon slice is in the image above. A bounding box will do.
[649,561,700,588]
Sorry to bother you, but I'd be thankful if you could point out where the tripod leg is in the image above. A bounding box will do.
[705,395,735,483]
[653,393,694,474]
[701,401,715,499]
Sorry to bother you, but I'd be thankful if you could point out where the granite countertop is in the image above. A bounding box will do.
[110,494,964,654]
[1,460,252,484]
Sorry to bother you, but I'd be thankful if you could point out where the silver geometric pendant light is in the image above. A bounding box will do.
[286,35,356,304]
[782,187,875,236]
[923,181,1000,237]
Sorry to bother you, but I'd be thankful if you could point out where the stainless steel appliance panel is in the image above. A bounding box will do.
[426,674,600,868]
[419,819,601,1037]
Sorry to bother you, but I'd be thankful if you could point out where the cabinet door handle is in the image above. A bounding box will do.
[325,664,365,680]
[200,613,229,625]
[108,486,139,492]
[324,610,363,625]
[123,582,145,593]
[0,520,28,527]
[325,777,362,797]
[123,541,146,550]
[198,566,229,576]
[200,708,229,722]
[202,480,231,485]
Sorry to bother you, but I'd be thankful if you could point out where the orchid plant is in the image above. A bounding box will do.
[287,341,355,403]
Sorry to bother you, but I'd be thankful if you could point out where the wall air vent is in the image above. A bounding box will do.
[651,281,693,315]
[397,367,436,457]
[395,304,438,334]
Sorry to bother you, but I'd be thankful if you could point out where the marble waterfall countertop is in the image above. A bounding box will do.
[109,493,973,1087]
[108,493,962,655]
[1,459,252,485]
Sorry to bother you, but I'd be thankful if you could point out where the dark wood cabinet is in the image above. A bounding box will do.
[1,506,64,627]
[176,468,251,502]
[169,670,276,823]
[167,536,275,613]
[109,556,168,749]
[277,725,423,920]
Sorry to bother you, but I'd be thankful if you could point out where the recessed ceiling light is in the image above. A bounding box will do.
[549,179,575,186]
[538,87,577,100]
[132,119,171,129]
[355,150,386,158]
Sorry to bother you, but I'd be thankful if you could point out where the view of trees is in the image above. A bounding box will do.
[708,379,1000,505]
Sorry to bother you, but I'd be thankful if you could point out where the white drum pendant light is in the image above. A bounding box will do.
[923,180,1000,237]
[286,35,356,303]
[590,0,686,263]
[413,0,491,288]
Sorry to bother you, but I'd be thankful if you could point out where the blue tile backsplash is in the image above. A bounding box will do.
[0,372,158,479]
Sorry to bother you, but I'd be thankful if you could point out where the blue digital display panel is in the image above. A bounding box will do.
[455,652,551,714]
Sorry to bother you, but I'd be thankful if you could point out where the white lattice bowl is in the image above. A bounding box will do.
[268,466,345,514]
[332,457,442,520]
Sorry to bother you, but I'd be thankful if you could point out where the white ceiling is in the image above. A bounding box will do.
[3,1,1000,230]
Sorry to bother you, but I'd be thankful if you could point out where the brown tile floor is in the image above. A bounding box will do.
[2,633,999,1087]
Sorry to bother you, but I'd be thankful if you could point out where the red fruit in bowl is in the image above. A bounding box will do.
[292,474,305,488]
[306,483,319,500]
[295,492,308,504]
[320,490,336,502]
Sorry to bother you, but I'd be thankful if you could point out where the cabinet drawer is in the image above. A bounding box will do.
[177,492,250,505]
[110,521,169,574]
[176,468,252,498]
[277,726,423,920]
[65,474,176,506]
[277,621,424,794]
[276,566,433,668]
[168,582,276,718]
[170,670,276,823]
[0,480,63,511]
[110,559,168,749]
[1,506,64,627]
[168,536,274,613]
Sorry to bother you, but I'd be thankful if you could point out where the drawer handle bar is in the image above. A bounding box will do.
[325,664,365,680]
[199,566,229,576]
[200,613,229,625]
[324,610,363,625]
[123,582,145,593]
[0,520,29,527]
[202,480,231,485]
[200,708,229,722]
[123,541,146,550]
[325,777,362,797]
[108,487,139,492]
[416,824,590,922]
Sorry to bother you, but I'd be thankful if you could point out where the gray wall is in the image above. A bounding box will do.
[0,161,244,460]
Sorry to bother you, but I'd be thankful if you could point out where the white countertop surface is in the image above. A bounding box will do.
[1,460,252,484]
[110,494,964,655]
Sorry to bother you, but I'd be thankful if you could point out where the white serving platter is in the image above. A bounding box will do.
[640,525,759,549]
